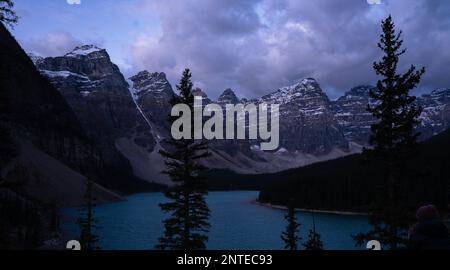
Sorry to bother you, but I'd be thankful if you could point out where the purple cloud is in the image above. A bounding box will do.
[124,0,450,99]
[15,0,450,99]
[22,30,83,57]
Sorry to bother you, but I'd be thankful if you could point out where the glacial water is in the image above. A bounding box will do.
[60,191,370,250]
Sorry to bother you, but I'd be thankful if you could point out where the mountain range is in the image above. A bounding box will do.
[28,44,450,185]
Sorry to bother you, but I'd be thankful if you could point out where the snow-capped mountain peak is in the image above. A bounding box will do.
[129,70,172,96]
[65,45,106,58]
[260,77,328,105]
[218,88,239,104]
[300,77,319,87]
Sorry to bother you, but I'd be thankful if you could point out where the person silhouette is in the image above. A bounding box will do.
[408,205,450,250]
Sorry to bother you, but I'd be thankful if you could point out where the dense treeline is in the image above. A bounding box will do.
[206,169,273,191]
[257,129,450,213]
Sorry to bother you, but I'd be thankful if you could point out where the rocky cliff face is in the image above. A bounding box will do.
[195,80,351,159]
[134,74,450,176]
[129,71,175,139]
[35,45,156,189]
[260,78,349,155]
[331,85,376,145]
[36,45,154,145]
[418,89,450,139]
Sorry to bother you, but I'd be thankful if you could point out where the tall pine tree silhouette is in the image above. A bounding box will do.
[281,200,301,250]
[354,16,425,249]
[157,68,211,250]
[77,178,101,250]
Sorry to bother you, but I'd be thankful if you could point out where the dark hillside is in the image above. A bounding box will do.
[0,23,160,193]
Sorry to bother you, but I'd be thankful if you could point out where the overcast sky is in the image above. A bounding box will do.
[12,0,450,99]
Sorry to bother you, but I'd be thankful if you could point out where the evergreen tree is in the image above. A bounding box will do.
[281,200,301,250]
[303,215,323,250]
[156,68,211,250]
[354,16,425,249]
[77,178,101,250]
[0,0,18,27]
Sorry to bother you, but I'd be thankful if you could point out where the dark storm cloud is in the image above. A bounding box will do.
[127,0,450,99]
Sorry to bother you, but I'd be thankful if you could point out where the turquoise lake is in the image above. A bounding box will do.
[61,191,370,250]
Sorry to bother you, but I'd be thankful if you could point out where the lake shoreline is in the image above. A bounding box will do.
[253,200,368,216]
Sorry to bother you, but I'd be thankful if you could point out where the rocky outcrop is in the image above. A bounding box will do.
[418,88,450,138]
[129,71,175,138]
[260,78,349,155]
[331,85,376,145]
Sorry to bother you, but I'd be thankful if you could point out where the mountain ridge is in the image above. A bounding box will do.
[0,24,127,206]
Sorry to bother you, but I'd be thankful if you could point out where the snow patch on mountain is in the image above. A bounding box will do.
[27,52,43,65]
[65,45,105,58]
[40,70,89,80]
